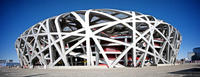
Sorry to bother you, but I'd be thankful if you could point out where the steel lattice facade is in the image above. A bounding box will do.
[15,9,182,68]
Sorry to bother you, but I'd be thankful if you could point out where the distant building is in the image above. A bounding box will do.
[0,59,20,67]
[191,47,200,61]
[188,52,195,61]
[5,62,20,67]
[0,60,6,66]
[8,60,13,63]
[0,60,6,63]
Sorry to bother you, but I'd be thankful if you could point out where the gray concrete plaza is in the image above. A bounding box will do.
[0,63,200,77]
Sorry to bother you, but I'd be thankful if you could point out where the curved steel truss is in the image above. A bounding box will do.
[15,9,182,68]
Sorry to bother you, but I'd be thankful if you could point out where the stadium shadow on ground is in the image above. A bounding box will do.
[195,65,200,67]
[0,71,9,77]
[24,73,46,77]
[169,68,200,77]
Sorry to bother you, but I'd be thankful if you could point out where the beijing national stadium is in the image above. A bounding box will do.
[15,9,182,68]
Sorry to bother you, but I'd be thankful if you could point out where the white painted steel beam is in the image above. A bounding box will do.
[15,9,182,68]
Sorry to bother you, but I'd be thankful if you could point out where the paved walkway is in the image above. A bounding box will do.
[0,63,200,77]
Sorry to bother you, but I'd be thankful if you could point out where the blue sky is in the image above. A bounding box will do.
[0,0,199,62]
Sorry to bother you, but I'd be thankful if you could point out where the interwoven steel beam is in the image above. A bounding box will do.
[15,9,182,68]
